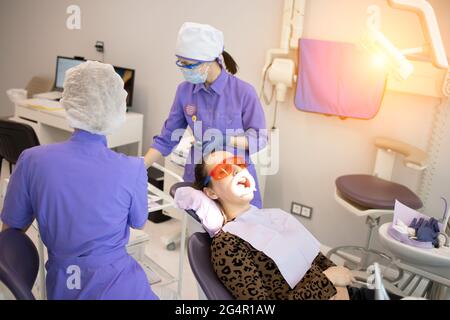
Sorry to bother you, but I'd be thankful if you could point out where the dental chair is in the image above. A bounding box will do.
[170,182,234,300]
[328,137,428,285]
[188,232,235,300]
[0,229,39,300]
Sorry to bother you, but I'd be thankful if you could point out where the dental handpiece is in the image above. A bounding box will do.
[352,279,369,287]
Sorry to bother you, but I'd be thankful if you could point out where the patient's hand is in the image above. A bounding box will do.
[329,287,350,300]
[323,266,355,287]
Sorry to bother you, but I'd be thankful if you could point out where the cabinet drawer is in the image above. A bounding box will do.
[15,105,40,122]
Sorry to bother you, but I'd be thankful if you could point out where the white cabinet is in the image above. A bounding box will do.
[12,99,144,155]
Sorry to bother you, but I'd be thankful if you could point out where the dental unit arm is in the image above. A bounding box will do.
[366,0,449,97]
[260,0,304,104]
[388,0,448,70]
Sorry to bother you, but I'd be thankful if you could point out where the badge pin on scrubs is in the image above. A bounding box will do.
[185,105,197,122]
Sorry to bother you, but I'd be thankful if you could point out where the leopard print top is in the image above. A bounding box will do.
[211,231,337,300]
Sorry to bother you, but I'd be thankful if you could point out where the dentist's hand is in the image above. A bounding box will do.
[143,148,162,169]
[323,266,355,287]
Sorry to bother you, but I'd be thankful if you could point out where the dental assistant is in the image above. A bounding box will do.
[0,62,157,300]
[144,22,267,208]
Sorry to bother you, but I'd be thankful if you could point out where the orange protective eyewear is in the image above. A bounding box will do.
[203,156,248,186]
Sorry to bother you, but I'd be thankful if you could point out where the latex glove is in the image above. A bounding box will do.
[174,187,225,237]
[323,266,355,287]
[409,217,440,246]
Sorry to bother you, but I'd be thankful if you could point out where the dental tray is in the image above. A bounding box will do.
[388,200,444,249]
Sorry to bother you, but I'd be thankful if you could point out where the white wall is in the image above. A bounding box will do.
[263,0,450,248]
[0,0,449,248]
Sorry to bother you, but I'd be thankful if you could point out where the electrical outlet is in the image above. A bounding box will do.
[291,202,313,219]
[301,206,313,219]
[291,202,302,215]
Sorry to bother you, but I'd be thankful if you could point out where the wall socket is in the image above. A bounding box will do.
[291,202,313,219]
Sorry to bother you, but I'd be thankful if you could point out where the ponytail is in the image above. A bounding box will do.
[222,50,239,75]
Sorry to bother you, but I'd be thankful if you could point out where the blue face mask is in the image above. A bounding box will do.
[180,64,210,84]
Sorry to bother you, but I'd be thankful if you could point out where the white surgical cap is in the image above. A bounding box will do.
[175,22,224,62]
[61,61,127,135]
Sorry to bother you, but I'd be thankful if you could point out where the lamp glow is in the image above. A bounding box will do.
[372,53,387,68]
[361,27,414,80]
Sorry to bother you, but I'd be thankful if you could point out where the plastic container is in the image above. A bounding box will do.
[6,89,27,103]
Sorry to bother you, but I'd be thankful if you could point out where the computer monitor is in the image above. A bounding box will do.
[54,56,135,107]
[113,66,135,107]
[54,56,86,91]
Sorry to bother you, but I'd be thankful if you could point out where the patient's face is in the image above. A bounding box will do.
[203,151,255,207]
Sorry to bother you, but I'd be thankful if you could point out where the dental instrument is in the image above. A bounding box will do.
[367,263,391,300]
[352,279,370,287]
[439,197,449,233]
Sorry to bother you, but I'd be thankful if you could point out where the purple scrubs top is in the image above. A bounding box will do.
[0,130,157,300]
[152,68,267,208]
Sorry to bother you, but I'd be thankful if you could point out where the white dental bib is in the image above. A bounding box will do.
[222,206,321,289]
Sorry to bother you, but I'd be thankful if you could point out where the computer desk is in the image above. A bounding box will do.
[10,98,144,155]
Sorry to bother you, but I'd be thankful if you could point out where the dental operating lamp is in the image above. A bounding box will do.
[261,0,449,106]
[361,0,448,84]
[361,27,415,81]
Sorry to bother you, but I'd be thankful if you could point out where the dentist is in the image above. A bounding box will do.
[144,22,267,208]
[1,61,157,300]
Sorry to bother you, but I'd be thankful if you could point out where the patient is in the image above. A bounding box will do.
[190,151,400,300]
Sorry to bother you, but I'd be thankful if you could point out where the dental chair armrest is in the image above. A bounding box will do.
[375,137,429,170]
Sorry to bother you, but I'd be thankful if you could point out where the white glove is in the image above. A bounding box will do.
[174,187,224,237]
[323,266,355,287]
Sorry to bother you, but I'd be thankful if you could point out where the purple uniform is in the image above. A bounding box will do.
[0,130,157,300]
[152,68,267,208]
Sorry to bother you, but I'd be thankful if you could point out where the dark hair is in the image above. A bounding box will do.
[222,50,239,75]
[193,162,209,191]
[193,161,225,217]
